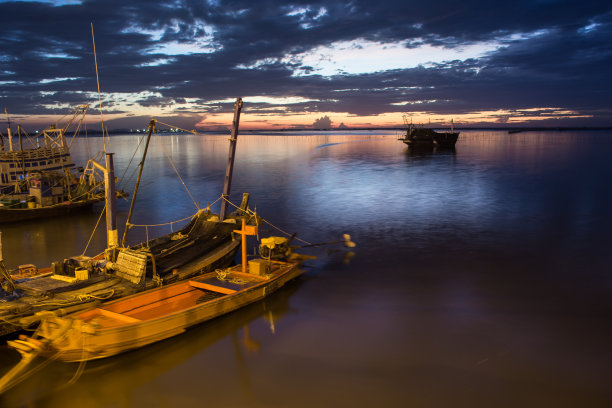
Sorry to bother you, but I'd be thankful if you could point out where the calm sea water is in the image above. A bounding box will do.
[1,129,611,407]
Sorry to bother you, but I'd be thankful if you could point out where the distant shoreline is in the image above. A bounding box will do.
[9,126,612,135]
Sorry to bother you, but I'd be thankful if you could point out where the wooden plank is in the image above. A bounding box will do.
[105,282,193,313]
[96,308,141,323]
[126,290,204,320]
[228,270,269,281]
[189,280,236,294]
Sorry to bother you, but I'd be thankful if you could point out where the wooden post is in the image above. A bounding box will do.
[219,98,243,221]
[121,120,155,247]
[240,219,247,274]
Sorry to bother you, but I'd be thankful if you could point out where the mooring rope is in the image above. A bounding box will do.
[76,290,115,301]
[61,329,88,388]
[0,316,75,393]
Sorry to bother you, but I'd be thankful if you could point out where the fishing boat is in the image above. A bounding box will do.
[0,205,248,337]
[5,229,309,363]
[0,106,127,223]
[0,156,127,224]
[0,99,251,338]
[0,279,301,405]
[1,106,85,195]
[399,116,459,148]
[0,217,315,393]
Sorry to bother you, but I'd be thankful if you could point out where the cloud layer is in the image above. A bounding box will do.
[1,0,611,129]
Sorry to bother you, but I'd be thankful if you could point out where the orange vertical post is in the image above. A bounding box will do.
[240,219,247,274]
[233,218,258,274]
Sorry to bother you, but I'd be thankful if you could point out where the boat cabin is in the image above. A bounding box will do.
[27,172,70,208]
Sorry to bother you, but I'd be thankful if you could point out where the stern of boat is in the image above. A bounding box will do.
[10,312,96,362]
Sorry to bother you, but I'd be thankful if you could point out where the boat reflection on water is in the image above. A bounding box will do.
[404,144,456,157]
[0,280,303,407]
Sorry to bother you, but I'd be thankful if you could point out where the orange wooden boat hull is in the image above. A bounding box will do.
[29,258,305,361]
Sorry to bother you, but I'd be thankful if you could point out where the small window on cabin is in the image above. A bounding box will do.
[9,163,14,168]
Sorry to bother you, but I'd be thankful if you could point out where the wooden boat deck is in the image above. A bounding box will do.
[76,267,269,327]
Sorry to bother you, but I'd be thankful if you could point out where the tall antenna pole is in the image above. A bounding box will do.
[91,23,107,153]
[219,98,243,221]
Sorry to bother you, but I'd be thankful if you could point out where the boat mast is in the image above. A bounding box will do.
[104,153,118,248]
[219,97,243,221]
[4,108,13,151]
[121,120,155,247]
[90,153,118,251]
[18,125,25,180]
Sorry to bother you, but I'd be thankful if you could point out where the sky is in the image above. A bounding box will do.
[1,0,611,130]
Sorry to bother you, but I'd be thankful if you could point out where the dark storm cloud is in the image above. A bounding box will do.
[1,0,611,127]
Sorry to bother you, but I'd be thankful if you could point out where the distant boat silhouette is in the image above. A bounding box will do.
[398,116,459,148]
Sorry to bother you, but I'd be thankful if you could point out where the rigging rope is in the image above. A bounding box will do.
[82,203,106,256]
[154,134,200,210]
[219,196,312,245]
[84,122,91,159]
[127,212,196,228]
[153,119,198,135]
[117,133,146,188]
[91,23,107,154]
